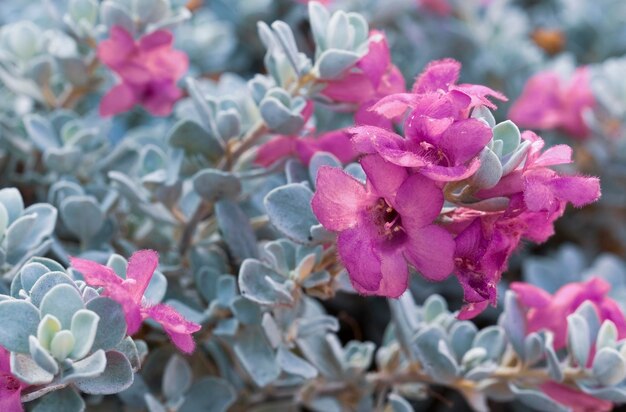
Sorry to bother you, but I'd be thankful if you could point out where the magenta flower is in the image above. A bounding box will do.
[540,381,612,412]
[97,26,189,117]
[349,59,505,182]
[70,250,201,354]
[509,67,595,139]
[0,347,25,412]
[311,155,455,297]
[476,131,600,222]
[368,58,506,120]
[350,92,493,181]
[255,129,357,167]
[511,277,626,350]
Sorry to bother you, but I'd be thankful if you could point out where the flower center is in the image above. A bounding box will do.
[420,141,450,165]
[373,198,405,239]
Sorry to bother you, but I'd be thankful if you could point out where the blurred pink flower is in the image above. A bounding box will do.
[311,155,455,297]
[540,381,612,412]
[0,346,25,412]
[71,250,201,354]
[419,0,452,16]
[97,26,188,117]
[509,67,595,139]
[255,129,357,167]
[510,277,626,350]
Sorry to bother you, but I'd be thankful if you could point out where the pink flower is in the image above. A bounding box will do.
[510,277,626,350]
[509,67,595,139]
[419,0,452,16]
[97,26,188,117]
[311,154,455,297]
[70,250,201,354]
[322,31,405,130]
[349,59,505,182]
[255,129,357,167]
[476,131,600,224]
[351,92,493,181]
[0,347,25,412]
[540,382,612,412]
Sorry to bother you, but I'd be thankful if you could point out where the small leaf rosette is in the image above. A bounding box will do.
[0,257,142,408]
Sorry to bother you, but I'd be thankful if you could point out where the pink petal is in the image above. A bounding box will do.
[403,224,454,281]
[438,118,493,165]
[322,72,375,104]
[139,30,173,51]
[141,81,182,117]
[361,154,408,203]
[97,26,135,69]
[70,256,124,288]
[357,31,390,89]
[453,84,507,109]
[393,173,444,228]
[311,166,369,232]
[337,225,383,293]
[533,145,573,167]
[313,130,358,164]
[549,175,600,208]
[126,250,159,302]
[108,287,143,335]
[508,71,562,129]
[458,300,490,320]
[256,136,297,167]
[0,347,11,373]
[368,93,419,119]
[354,102,395,129]
[419,158,481,182]
[412,58,461,94]
[540,382,612,412]
[144,304,201,353]
[167,332,196,354]
[99,83,137,117]
[509,282,551,308]
[0,375,23,412]
[350,126,428,167]
[377,249,409,298]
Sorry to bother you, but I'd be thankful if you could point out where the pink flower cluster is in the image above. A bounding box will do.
[97,26,188,117]
[511,277,626,411]
[309,59,600,317]
[71,250,201,353]
[509,67,596,139]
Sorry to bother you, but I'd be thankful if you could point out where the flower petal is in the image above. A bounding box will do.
[361,154,408,203]
[312,166,370,232]
[412,58,461,94]
[144,304,201,353]
[70,256,124,289]
[337,225,383,293]
[404,224,454,281]
[99,83,137,117]
[126,250,159,302]
[377,249,409,298]
[394,173,443,228]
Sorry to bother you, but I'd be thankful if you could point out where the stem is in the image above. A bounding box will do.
[217,121,268,171]
[58,54,100,109]
[178,201,213,256]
